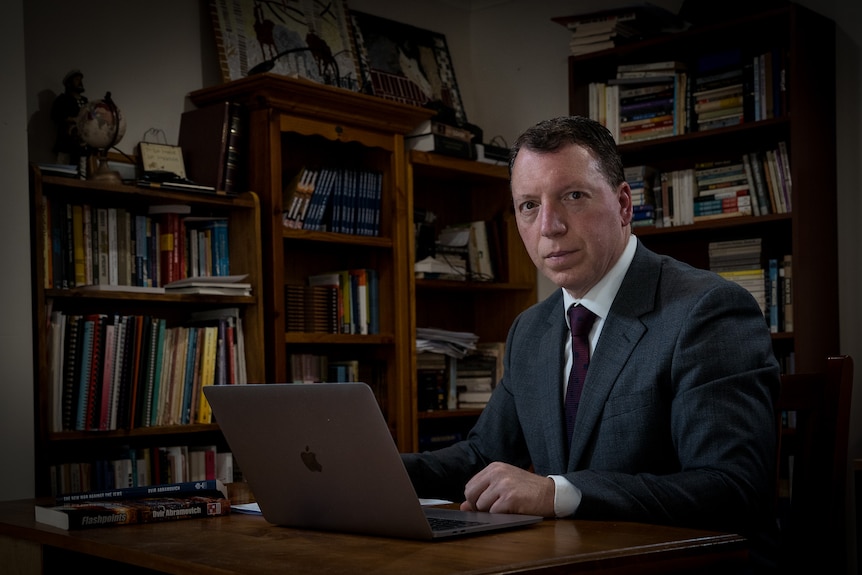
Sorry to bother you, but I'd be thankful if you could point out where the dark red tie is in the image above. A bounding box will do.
[565,305,596,446]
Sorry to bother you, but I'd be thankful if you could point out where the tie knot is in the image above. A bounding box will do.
[568,305,596,337]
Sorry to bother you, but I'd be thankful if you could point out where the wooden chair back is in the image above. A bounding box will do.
[775,355,853,571]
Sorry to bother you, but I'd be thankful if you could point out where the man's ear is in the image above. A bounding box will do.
[618,182,633,225]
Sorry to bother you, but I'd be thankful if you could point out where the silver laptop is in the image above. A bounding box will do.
[204,382,543,539]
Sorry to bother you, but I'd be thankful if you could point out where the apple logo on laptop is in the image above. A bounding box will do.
[301,446,322,472]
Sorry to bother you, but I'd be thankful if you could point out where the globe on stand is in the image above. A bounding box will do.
[76,92,127,184]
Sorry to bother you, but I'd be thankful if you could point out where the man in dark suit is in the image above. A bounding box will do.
[402,116,779,569]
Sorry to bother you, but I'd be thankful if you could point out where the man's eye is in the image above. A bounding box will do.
[521,201,538,212]
[566,191,583,200]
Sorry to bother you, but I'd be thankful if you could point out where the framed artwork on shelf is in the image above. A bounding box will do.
[209,0,364,92]
[350,10,468,125]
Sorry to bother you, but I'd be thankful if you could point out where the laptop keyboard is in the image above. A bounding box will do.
[427,516,486,531]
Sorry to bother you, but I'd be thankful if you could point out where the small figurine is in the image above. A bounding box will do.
[51,69,88,165]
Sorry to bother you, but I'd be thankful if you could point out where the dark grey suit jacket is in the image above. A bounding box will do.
[403,241,779,559]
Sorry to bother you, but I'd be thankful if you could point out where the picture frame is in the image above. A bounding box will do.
[209,0,364,92]
[138,142,186,177]
[349,11,468,125]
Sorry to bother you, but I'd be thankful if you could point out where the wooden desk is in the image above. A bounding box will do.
[0,499,747,574]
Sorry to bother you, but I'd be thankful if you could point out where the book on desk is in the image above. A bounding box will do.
[35,478,230,530]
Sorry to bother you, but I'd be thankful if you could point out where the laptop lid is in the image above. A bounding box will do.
[204,382,542,539]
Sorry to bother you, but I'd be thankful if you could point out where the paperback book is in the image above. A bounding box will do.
[35,494,230,530]
[54,478,228,504]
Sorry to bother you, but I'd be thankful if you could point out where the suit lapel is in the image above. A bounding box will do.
[537,295,569,470]
[567,244,661,469]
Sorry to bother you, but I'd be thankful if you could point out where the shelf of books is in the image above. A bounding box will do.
[566,4,838,374]
[30,166,264,497]
[187,74,433,451]
[407,151,537,452]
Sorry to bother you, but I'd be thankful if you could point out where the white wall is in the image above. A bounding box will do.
[10,7,862,569]
[1,0,33,502]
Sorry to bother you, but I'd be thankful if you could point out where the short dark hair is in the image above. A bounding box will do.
[509,116,625,189]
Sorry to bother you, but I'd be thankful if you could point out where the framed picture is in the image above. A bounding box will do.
[209,0,364,91]
[350,11,468,125]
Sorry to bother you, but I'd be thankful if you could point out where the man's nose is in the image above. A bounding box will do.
[540,202,566,236]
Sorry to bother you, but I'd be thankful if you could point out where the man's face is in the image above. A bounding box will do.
[511,143,632,299]
[69,75,84,94]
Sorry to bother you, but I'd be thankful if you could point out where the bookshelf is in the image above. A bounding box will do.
[566,4,838,374]
[188,74,433,451]
[29,166,265,497]
[407,152,537,452]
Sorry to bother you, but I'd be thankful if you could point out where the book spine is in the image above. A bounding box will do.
[782,254,793,332]
[72,204,86,287]
[222,103,244,194]
[61,314,80,431]
[55,478,227,504]
[49,198,65,289]
[65,203,75,288]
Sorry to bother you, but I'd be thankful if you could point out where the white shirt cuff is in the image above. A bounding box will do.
[549,475,581,518]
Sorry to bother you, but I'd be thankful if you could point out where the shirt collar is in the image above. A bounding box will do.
[563,234,637,322]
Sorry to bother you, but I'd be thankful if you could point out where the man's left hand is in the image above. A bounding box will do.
[460,461,555,517]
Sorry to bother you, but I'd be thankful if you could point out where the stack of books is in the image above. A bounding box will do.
[691,49,746,132]
[454,351,499,410]
[405,119,475,159]
[708,238,766,318]
[552,3,686,56]
[612,61,686,143]
[692,159,752,222]
[35,479,231,530]
[625,164,658,227]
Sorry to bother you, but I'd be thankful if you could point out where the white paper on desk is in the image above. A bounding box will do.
[233,502,262,514]
[420,498,452,506]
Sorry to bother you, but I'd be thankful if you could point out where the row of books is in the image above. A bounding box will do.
[589,49,787,142]
[708,238,793,334]
[417,342,504,412]
[41,199,233,290]
[47,307,247,433]
[37,477,233,530]
[627,143,791,229]
[601,60,688,144]
[51,446,237,497]
[282,166,384,236]
[285,268,379,335]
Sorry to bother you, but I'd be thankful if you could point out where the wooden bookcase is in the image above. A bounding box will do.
[566,4,838,374]
[29,167,265,497]
[406,152,537,452]
[188,74,433,451]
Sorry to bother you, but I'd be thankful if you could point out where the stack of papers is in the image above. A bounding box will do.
[416,327,478,358]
